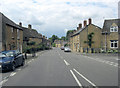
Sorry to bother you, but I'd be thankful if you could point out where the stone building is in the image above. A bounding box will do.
[54,40,66,48]
[22,24,43,47]
[70,18,102,53]
[0,12,23,52]
[102,19,120,52]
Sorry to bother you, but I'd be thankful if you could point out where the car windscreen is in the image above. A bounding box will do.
[0,53,6,57]
[4,51,14,57]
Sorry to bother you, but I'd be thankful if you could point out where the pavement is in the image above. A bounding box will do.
[0,48,119,88]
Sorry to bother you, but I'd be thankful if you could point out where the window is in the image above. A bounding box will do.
[110,26,118,32]
[110,40,118,48]
[17,29,20,39]
[11,27,14,33]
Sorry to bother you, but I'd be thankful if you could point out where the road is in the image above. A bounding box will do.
[0,48,119,88]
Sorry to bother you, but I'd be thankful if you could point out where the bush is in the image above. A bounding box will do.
[107,49,118,53]
[23,43,50,54]
[52,43,56,47]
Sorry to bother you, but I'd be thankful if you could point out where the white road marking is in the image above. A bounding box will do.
[28,61,32,64]
[81,55,119,67]
[0,76,9,85]
[0,79,8,85]
[114,63,118,67]
[10,72,16,77]
[70,70,83,88]
[64,60,70,66]
[17,69,21,71]
[115,58,120,60]
[73,69,97,87]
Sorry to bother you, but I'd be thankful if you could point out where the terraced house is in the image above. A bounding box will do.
[0,12,23,52]
[102,19,120,52]
[70,18,102,53]
[22,24,43,45]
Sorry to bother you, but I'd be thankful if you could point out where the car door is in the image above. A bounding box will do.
[17,51,23,65]
[14,51,20,66]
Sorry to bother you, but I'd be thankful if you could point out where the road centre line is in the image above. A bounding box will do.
[73,68,97,87]
[70,70,83,88]
[64,60,70,66]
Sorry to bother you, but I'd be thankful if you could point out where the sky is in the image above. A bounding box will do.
[0,0,119,38]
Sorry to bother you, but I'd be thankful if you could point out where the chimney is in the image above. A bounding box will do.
[74,30,76,33]
[88,18,92,25]
[40,34,42,37]
[28,24,32,29]
[43,35,45,39]
[77,27,79,30]
[19,22,22,27]
[84,20,87,27]
[79,23,82,29]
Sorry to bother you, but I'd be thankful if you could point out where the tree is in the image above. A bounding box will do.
[84,32,94,48]
[49,35,59,44]
[66,30,75,41]
[60,36,66,41]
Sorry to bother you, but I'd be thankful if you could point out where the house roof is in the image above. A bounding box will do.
[102,19,120,33]
[71,24,101,37]
[1,12,23,30]
[22,27,43,40]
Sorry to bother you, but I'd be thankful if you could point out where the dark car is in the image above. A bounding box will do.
[0,50,25,71]
[61,46,64,50]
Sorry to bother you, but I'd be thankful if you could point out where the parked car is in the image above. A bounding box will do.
[0,50,25,71]
[64,47,71,52]
[61,46,64,50]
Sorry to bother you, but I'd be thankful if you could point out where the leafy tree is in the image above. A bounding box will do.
[49,35,59,44]
[52,43,56,47]
[60,36,66,41]
[66,30,75,41]
[84,32,94,48]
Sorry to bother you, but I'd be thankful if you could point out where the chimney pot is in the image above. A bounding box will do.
[79,23,82,29]
[88,18,92,25]
[84,20,87,27]
[28,24,32,29]
[77,27,79,30]
[19,22,22,27]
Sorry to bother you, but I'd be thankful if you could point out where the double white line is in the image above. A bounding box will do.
[70,68,97,88]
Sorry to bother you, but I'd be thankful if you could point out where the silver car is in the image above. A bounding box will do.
[64,47,71,52]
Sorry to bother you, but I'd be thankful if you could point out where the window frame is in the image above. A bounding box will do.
[110,40,118,48]
[110,26,118,32]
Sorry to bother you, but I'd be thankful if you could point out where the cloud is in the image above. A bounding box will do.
[0,0,119,38]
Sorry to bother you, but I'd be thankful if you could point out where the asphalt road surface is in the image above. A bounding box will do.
[0,48,119,88]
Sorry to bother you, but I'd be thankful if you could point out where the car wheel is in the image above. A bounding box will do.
[21,60,25,66]
[11,63,16,71]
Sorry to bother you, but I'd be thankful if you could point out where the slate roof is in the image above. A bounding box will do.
[1,12,23,30]
[102,19,120,34]
[22,27,43,41]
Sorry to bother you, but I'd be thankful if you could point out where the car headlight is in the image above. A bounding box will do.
[4,61,11,64]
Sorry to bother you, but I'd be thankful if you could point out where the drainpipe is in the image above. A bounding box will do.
[105,31,107,52]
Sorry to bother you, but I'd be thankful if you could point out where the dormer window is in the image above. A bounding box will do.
[110,26,118,32]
